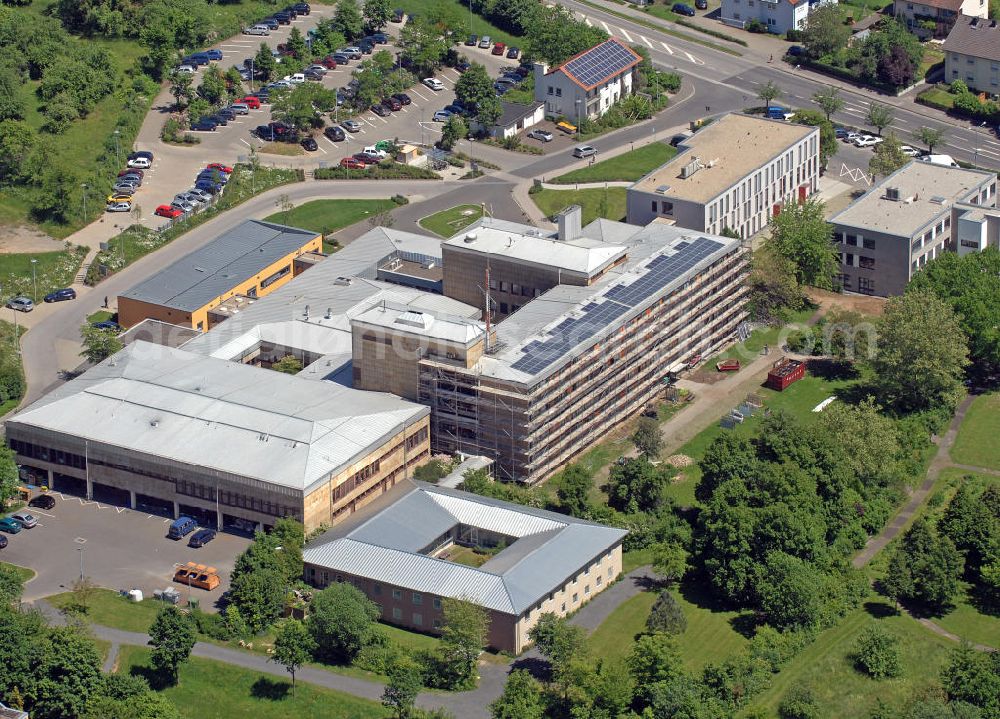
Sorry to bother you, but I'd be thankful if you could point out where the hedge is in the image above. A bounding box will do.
[314,163,440,180]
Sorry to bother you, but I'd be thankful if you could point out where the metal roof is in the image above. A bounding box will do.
[7,342,428,491]
[119,220,320,312]
[303,480,627,615]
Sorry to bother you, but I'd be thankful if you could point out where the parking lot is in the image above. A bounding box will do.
[2,492,249,607]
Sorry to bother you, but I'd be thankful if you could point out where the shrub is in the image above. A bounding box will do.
[853,622,903,679]
[353,632,401,674]
[646,590,687,635]
[190,608,232,640]
[746,18,768,33]
[779,684,820,719]
[391,194,409,205]
[413,458,451,484]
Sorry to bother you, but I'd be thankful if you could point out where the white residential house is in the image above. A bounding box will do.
[533,39,642,124]
[943,15,1000,91]
[720,0,812,35]
[894,0,987,38]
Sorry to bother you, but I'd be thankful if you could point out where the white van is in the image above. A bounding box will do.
[918,154,959,168]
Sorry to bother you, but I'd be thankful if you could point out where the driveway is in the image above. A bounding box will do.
[3,491,249,606]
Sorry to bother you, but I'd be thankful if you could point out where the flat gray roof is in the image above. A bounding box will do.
[119,220,319,312]
[303,479,627,614]
[8,341,428,492]
[830,161,995,237]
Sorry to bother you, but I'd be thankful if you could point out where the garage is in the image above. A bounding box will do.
[91,482,131,507]
[52,472,87,497]
[223,513,264,537]
[135,493,173,518]
[179,504,218,529]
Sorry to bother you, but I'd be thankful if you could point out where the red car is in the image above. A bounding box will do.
[118,168,144,178]
[206,163,234,174]
[240,96,261,109]
[492,42,506,56]
[340,157,366,169]
[155,204,184,219]
[316,56,338,69]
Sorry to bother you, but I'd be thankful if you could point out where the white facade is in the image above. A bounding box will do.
[943,16,1000,91]
[721,0,810,34]
[532,40,642,123]
[895,0,987,38]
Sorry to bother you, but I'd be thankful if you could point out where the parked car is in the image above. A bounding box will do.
[325,125,346,141]
[527,129,553,142]
[128,150,153,161]
[423,77,445,91]
[156,205,184,219]
[292,2,311,14]
[118,168,144,179]
[209,114,229,126]
[492,42,506,56]
[194,181,223,195]
[167,516,198,539]
[478,35,492,48]
[341,156,366,169]
[333,53,351,65]
[900,145,920,157]
[353,152,380,165]
[106,201,132,212]
[787,45,805,57]
[383,96,402,111]
[371,32,387,42]
[6,297,33,312]
[433,109,453,122]
[371,103,391,117]
[189,528,217,547]
[207,163,234,174]
[506,46,520,59]
[672,2,696,14]
[44,288,76,303]
[259,17,280,29]
[456,60,471,73]
[10,512,37,529]
[171,199,196,213]
[191,118,218,131]
[217,108,237,121]
[573,145,597,158]
[393,93,412,106]
[241,95,262,109]
[206,49,223,61]
[188,188,213,203]
[392,7,405,21]
[695,0,707,8]
[0,518,21,534]
[342,120,362,132]
[466,34,478,46]
[244,24,270,35]
[301,136,319,151]
[127,156,151,169]
[273,11,291,23]
[106,193,133,205]
[29,494,56,510]
[339,47,363,59]
[0,534,6,549]
[175,64,196,74]
[112,183,137,195]
[853,135,879,148]
[443,104,464,115]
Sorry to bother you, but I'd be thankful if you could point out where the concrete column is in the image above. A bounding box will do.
[216,507,223,532]
[129,490,136,510]
[85,474,93,501]
[172,501,179,519]
[46,469,53,490]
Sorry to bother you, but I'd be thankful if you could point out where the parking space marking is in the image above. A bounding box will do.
[29,509,55,518]
[618,26,633,43]
[640,35,653,48]
[584,17,593,26]
[660,41,674,55]
[411,88,430,101]
[601,20,611,33]
[684,51,703,65]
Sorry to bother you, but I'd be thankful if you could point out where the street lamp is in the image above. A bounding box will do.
[974,147,980,168]
[78,547,85,581]
[575,98,582,127]
[81,183,88,224]
[113,129,121,166]
[30,258,37,301]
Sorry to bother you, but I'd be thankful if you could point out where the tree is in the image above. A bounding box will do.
[747,241,803,324]
[254,43,277,82]
[768,198,838,289]
[652,542,688,587]
[632,416,663,458]
[439,115,467,151]
[0,70,26,122]
[556,465,592,517]
[363,0,392,31]
[0,445,18,510]
[197,66,227,105]
[70,576,98,613]
[78,324,124,364]
[885,518,964,611]
[437,598,488,689]
[271,620,315,692]
[917,126,945,154]
[0,563,24,606]
[168,70,193,110]
[524,5,607,65]
[627,631,684,687]
[606,456,671,514]
[870,289,969,413]
[757,552,824,630]
[333,0,364,42]
[528,613,587,690]
[33,626,104,719]
[286,27,308,61]
[757,80,782,107]
[853,621,902,679]
[0,120,36,182]
[399,17,450,74]
[454,63,501,129]
[148,605,196,684]
[490,669,545,719]
[811,86,844,122]
[878,43,916,89]
[227,568,287,634]
[646,590,687,634]
[778,683,819,719]
[271,83,338,132]
[308,582,380,663]
[800,4,851,59]
[382,657,423,718]
[865,102,894,136]
[83,691,180,719]
[869,132,910,178]
[941,641,1000,711]
[817,398,898,486]
[272,355,303,374]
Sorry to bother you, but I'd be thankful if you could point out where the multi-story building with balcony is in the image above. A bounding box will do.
[943,15,1000,91]
[895,0,987,39]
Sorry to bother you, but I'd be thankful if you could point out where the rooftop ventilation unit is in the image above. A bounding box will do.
[885,187,900,201]
[930,195,947,204]
[655,185,670,195]
[421,260,436,269]
[325,307,332,319]
[680,158,701,179]
[464,232,477,243]
[334,276,353,286]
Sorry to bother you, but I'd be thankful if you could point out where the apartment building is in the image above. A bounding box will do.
[943,15,1000,91]
[896,0,987,39]
[829,160,997,296]
[626,113,820,239]
[533,39,642,123]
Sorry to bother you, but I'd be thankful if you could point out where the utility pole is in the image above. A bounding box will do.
[30,258,37,301]
[81,183,88,224]
[113,129,121,166]
[78,547,84,581]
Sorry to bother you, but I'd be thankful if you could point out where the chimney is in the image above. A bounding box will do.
[533,61,550,94]
[557,205,582,241]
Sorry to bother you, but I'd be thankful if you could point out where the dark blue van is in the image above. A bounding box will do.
[168,516,197,539]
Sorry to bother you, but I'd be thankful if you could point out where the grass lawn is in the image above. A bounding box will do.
[264,199,397,236]
[259,143,305,157]
[644,5,681,23]
[951,392,1000,469]
[935,582,1000,648]
[918,85,954,109]
[1,562,35,584]
[745,597,956,718]
[0,247,88,304]
[48,589,167,634]
[443,545,491,568]
[531,187,628,224]
[0,320,25,417]
[920,46,945,79]
[588,591,656,662]
[400,0,520,46]
[418,204,487,238]
[86,310,114,324]
[116,646,389,719]
[551,143,677,185]
[701,305,816,370]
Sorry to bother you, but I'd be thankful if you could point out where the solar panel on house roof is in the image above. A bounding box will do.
[563,41,640,89]
[509,237,724,376]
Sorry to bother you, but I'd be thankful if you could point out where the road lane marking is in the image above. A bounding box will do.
[660,41,674,55]
[584,17,593,25]
[640,35,653,48]
[601,20,611,33]
[618,26,633,42]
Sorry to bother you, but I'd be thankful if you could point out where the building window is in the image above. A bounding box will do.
[585,585,591,595]
[608,568,613,579]
[561,602,566,612]
[433,619,442,629]
[845,234,858,246]
[859,256,876,270]
[392,607,402,620]
[597,575,603,586]
[555,88,562,97]
[260,264,292,289]
[858,277,875,294]
[393,589,402,600]
[499,302,508,313]
[961,239,980,248]
[572,593,579,603]
[547,86,553,95]
[373,583,382,596]
[862,238,875,250]
[651,200,657,213]
[499,281,508,292]
[413,613,423,626]
[412,592,422,605]
[511,283,521,295]
[433,598,442,610]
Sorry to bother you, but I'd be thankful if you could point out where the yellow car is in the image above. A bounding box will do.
[107,193,133,204]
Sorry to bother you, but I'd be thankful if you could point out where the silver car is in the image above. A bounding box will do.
[6,297,33,312]
[527,129,553,142]
[171,199,195,213]
[188,188,213,203]
[10,512,37,528]
[176,192,205,206]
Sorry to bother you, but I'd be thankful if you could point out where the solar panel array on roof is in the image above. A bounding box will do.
[563,40,640,89]
[509,237,723,375]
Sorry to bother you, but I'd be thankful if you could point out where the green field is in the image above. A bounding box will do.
[0,248,88,303]
[935,582,1000,649]
[951,392,1000,469]
[1,562,35,585]
[531,187,628,224]
[745,598,955,718]
[400,0,521,47]
[419,204,487,238]
[264,199,396,239]
[48,589,167,634]
[701,305,816,370]
[587,591,657,662]
[551,143,678,185]
[116,646,389,719]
